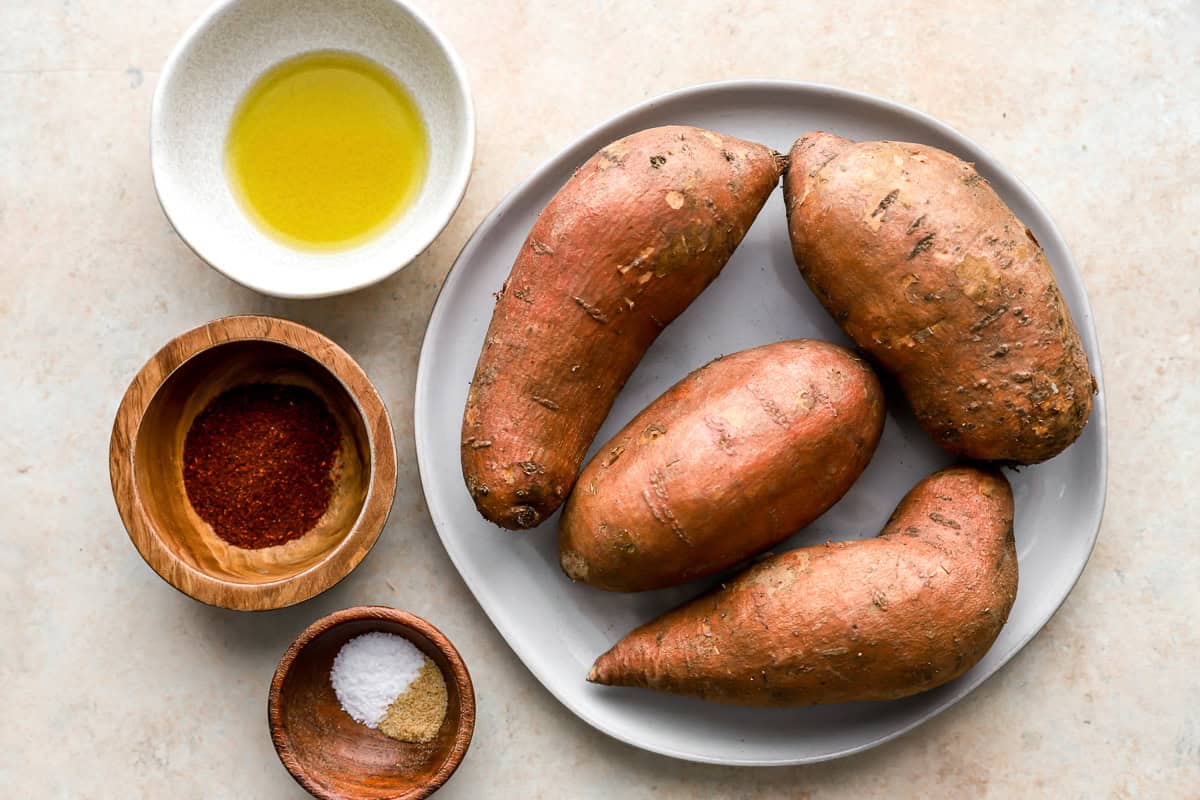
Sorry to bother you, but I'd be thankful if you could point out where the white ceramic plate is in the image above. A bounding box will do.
[415,81,1107,765]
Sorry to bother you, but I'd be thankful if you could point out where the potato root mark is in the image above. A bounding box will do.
[639,423,667,444]
[704,415,737,454]
[747,383,791,427]
[572,296,610,324]
[969,304,1009,333]
[601,445,625,467]
[642,468,689,545]
[908,233,936,260]
[872,189,900,218]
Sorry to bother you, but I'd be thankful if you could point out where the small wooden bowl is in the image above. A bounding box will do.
[109,315,396,610]
[269,606,475,800]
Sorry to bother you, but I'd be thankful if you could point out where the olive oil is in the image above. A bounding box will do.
[226,51,428,250]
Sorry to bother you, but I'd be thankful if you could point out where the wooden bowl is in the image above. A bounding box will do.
[109,315,396,610]
[269,606,475,800]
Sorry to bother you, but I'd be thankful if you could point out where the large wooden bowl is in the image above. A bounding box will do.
[109,315,396,610]
[269,606,475,800]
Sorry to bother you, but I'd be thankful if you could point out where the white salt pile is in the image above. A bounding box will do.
[330,632,425,727]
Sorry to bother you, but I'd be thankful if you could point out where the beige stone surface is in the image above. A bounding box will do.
[1,1,1197,797]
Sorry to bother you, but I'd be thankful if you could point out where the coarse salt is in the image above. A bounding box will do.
[330,632,426,727]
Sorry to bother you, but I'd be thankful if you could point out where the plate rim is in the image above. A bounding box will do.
[414,79,1109,765]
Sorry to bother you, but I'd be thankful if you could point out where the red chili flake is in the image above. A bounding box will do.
[182,383,340,549]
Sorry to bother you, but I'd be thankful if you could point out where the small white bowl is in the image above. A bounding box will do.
[151,0,475,298]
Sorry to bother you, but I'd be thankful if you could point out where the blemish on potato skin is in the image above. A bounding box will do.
[929,513,959,530]
[560,549,588,581]
[601,445,625,467]
[638,423,667,443]
[572,295,610,324]
[969,304,1009,333]
[665,190,686,209]
[641,468,689,545]
[872,189,900,218]
[476,365,499,385]
[907,233,936,260]
[511,505,538,527]
[612,528,637,554]
[703,414,737,454]
[597,142,629,169]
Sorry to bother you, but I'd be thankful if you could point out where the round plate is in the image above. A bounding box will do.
[414,81,1107,765]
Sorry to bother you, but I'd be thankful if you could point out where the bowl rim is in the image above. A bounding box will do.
[108,315,398,610]
[150,0,476,299]
[268,605,476,800]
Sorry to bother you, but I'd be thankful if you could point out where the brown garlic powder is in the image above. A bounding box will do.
[379,656,448,744]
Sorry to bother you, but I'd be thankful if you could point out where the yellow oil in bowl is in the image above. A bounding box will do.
[226,51,428,251]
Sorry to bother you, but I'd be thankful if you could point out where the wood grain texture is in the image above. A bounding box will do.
[268,606,476,800]
[109,315,397,610]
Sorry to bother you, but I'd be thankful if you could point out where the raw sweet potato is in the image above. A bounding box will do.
[588,466,1018,706]
[559,339,884,591]
[463,126,785,529]
[784,132,1094,464]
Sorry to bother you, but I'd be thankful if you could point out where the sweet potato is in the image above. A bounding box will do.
[784,132,1094,464]
[463,126,785,529]
[559,339,884,591]
[588,466,1017,706]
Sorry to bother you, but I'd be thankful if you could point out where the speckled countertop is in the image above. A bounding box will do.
[2,1,1197,797]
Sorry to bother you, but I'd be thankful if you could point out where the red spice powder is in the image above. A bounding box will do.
[182,383,340,549]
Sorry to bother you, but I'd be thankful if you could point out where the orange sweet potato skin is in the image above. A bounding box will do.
[784,132,1094,464]
[588,467,1018,706]
[463,126,784,529]
[559,339,884,592]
